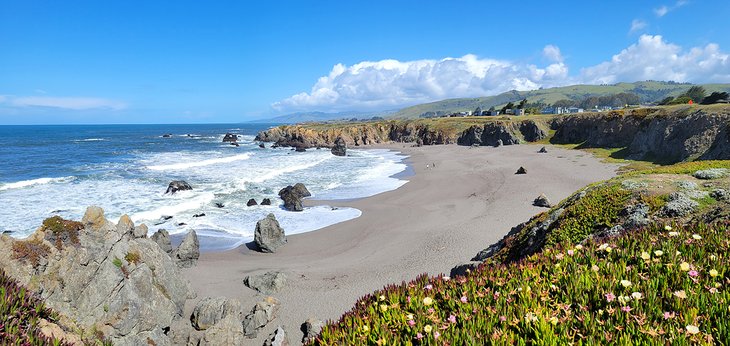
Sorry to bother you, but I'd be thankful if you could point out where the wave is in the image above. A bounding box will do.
[146,153,252,171]
[130,192,215,222]
[73,138,105,142]
[0,176,75,191]
[245,156,331,184]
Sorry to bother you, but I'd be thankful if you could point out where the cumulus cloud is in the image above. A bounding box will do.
[580,35,730,84]
[630,19,647,34]
[543,45,563,63]
[3,96,126,110]
[273,53,570,112]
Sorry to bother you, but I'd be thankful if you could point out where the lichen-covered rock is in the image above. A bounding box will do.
[173,230,199,268]
[622,203,650,228]
[244,271,288,294]
[254,214,286,253]
[191,297,243,331]
[243,297,280,338]
[661,192,699,217]
[711,188,729,200]
[693,168,729,180]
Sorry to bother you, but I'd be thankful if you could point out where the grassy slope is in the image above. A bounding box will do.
[310,161,730,345]
[390,81,730,119]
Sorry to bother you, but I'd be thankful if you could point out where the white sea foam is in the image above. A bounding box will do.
[130,191,215,221]
[73,138,106,142]
[0,176,75,191]
[146,153,251,171]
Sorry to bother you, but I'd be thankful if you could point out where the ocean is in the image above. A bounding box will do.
[0,124,408,250]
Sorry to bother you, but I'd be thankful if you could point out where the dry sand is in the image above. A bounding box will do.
[182,143,621,344]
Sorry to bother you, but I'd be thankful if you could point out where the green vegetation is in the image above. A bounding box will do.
[41,215,83,250]
[112,257,123,268]
[0,269,70,345]
[124,251,141,265]
[314,223,730,344]
[12,238,51,267]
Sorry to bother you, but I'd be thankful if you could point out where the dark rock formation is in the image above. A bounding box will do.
[222,133,238,143]
[162,134,172,138]
[278,183,311,212]
[151,229,173,254]
[515,167,527,174]
[247,199,258,207]
[173,230,199,268]
[519,121,547,142]
[331,137,347,156]
[295,146,306,152]
[538,146,548,153]
[450,261,481,277]
[214,202,225,208]
[244,271,288,294]
[254,213,286,253]
[193,213,205,218]
[533,193,551,208]
[166,180,192,194]
[259,143,265,148]
[261,198,272,206]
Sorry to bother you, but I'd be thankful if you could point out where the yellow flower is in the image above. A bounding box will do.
[710,269,719,277]
[641,252,651,260]
[575,244,583,250]
[549,316,558,325]
[692,234,702,240]
[407,313,414,320]
[423,297,433,306]
[423,325,432,333]
[686,325,700,335]
[664,225,672,231]
[362,325,370,332]
[605,246,612,253]
[620,280,632,288]
[379,295,386,301]
[654,250,663,257]
[710,255,717,261]
[680,262,691,271]
[380,304,388,312]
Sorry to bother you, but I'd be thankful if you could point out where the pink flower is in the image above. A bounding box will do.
[621,306,632,313]
[448,315,457,323]
[499,315,507,322]
[416,333,423,340]
[408,320,415,326]
[407,296,411,303]
[424,284,433,290]
[567,250,574,256]
[428,308,435,314]
[434,331,440,339]
[663,311,675,319]
[460,296,468,303]
[689,270,699,277]
[605,293,616,302]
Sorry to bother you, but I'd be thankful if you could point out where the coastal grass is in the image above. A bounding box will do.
[313,223,730,345]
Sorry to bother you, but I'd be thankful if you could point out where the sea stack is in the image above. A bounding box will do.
[331,137,347,156]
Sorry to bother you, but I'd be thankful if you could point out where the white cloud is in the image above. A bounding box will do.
[543,45,563,63]
[654,5,669,17]
[630,19,647,34]
[580,35,730,84]
[273,54,570,112]
[6,96,126,110]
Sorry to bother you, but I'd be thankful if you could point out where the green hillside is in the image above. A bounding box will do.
[390,81,730,119]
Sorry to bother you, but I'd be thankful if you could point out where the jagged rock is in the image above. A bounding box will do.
[533,194,551,208]
[538,146,548,153]
[301,318,324,344]
[132,224,148,238]
[230,142,240,147]
[264,326,290,346]
[621,203,650,228]
[661,192,699,217]
[201,315,245,345]
[278,183,311,212]
[254,214,286,253]
[331,137,347,156]
[191,297,243,331]
[247,199,258,207]
[117,214,135,235]
[244,271,287,294]
[0,206,191,345]
[519,121,547,142]
[243,297,280,338]
[162,134,172,138]
[222,133,238,143]
[450,261,481,277]
[261,198,272,206]
[515,167,527,174]
[711,188,729,200]
[166,180,192,195]
[151,229,172,254]
[173,230,199,268]
[693,168,729,180]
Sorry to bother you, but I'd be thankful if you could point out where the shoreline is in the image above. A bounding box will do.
[182,143,622,344]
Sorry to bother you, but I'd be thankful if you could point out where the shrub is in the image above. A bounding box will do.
[12,238,51,267]
[41,216,83,250]
[124,251,141,265]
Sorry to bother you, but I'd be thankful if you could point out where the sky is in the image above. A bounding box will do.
[1,0,729,124]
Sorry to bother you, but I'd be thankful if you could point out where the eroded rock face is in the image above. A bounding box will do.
[0,207,192,345]
[331,137,347,156]
[173,230,199,268]
[166,180,192,195]
[254,214,286,253]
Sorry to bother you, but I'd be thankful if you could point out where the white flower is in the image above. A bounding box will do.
[686,325,700,335]
[692,234,702,240]
[631,292,643,300]
[620,280,633,288]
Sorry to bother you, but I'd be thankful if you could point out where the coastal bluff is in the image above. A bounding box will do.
[257,104,730,162]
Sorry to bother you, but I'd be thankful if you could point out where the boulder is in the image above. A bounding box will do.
[117,214,135,235]
[151,229,173,254]
[301,318,324,344]
[538,146,548,153]
[259,143,266,149]
[247,199,258,207]
[661,192,699,217]
[515,167,527,174]
[243,297,280,338]
[173,230,199,268]
[693,168,729,180]
[222,133,238,143]
[519,121,547,142]
[201,315,245,346]
[264,326,290,346]
[191,297,243,331]
[214,202,225,208]
[278,183,311,212]
[261,198,272,206]
[331,137,347,156]
[533,194,551,208]
[162,134,172,138]
[254,214,286,253]
[166,180,192,195]
[711,188,729,200]
[244,271,287,294]
[621,203,650,228]
[292,183,311,197]
[193,213,205,218]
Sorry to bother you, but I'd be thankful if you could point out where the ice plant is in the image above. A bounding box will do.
[423,297,433,306]
[424,325,432,333]
[605,293,616,302]
[686,325,700,335]
[688,270,699,277]
[640,251,650,260]
[710,269,719,277]
[654,250,663,257]
[680,262,691,271]
[692,234,702,240]
[620,280,632,288]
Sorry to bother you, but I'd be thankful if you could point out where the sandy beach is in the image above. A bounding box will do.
[182,143,621,344]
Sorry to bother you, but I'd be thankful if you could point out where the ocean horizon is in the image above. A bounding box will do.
[0,123,408,250]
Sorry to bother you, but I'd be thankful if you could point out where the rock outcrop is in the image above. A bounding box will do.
[331,137,347,156]
[261,198,272,206]
[278,183,311,212]
[264,326,290,346]
[0,207,192,345]
[173,230,199,268]
[222,133,239,143]
[254,214,286,253]
[151,229,173,253]
[166,180,193,194]
[243,297,280,338]
[516,167,527,174]
[191,296,243,331]
[457,120,548,147]
[247,198,258,206]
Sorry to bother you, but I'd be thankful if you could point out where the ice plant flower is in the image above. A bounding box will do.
[499,316,507,322]
[424,325,432,333]
[362,325,370,332]
[686,325,700,335]
[664,225,672,231]
[618,295,631,304]
[423,297,433,306]
[692,234,702,240]
[424,284,433,290]
[605,293,616,302]
[380,304,388,312]
[549,316,558,325]
[416,333,423,340]
[654,250,664,257]
[663,311,674,319]
[673,290,687,299]
[620,280,632,288]
[448,315,456,323]
[631,292,643,300]
[575,244,583,250]
[433,331,440,339]
[710,255,717,261]
[460,296,468,303]
[408,320,415,327]
[407,313,414,320]
[688,270,699,277]
[641,251,650,260]
[591,265,600,272]
[669,231,679,237]
[680,262,691,271]
[379,295,386,301]
[621,306,632,313]
[710,269,719,277]
[567,249,574,256]
[442,276,450,281]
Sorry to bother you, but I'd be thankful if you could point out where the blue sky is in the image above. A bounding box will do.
[1,1,729,124]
